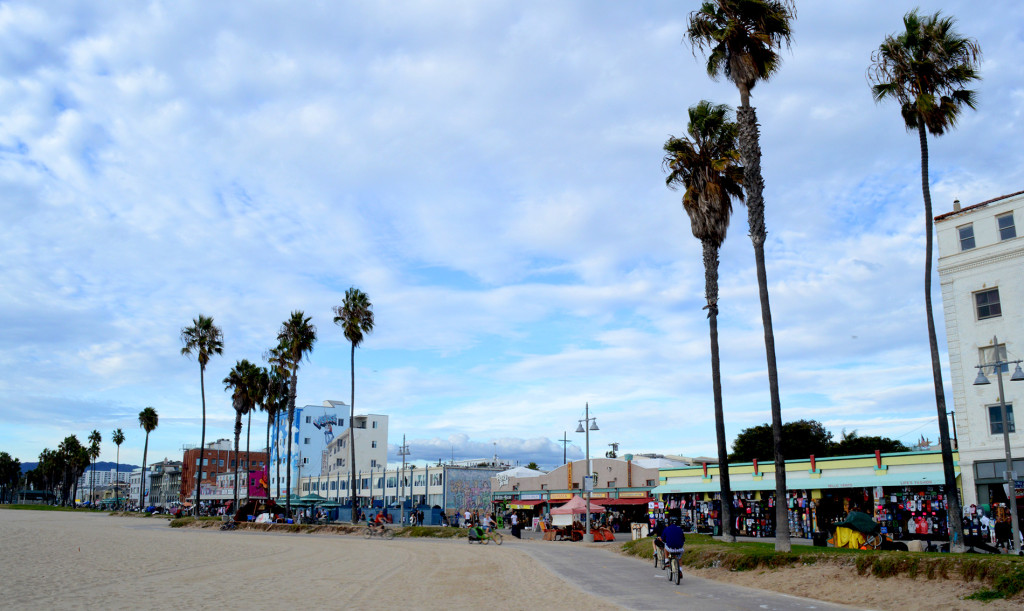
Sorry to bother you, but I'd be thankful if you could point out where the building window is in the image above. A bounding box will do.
[219,459,224,467]
[997,213,1016,240]
[989,404,1015,435]
[336,458,343,466]
[371,459,377,468]
[975,288,1001,320]
[371,441,377,448]
[958,224,976,250]
[980,344,1010,374]
[306,416,311,424]
[372,421,378,429]
[304,437,310,444]
[302,457,309,464]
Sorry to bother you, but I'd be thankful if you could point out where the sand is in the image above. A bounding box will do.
[0,511,623,610]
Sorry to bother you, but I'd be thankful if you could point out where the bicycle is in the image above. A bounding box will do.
[364,524,394,540]
[219,520,237,531]
[468,530,503,545]
[666,550,683,584]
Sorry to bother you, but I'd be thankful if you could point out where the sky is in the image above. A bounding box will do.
[2,1,1023,471]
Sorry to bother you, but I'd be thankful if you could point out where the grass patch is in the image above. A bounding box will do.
[0,504,93,512]
[395,526,467,539]
[170,517,195,528]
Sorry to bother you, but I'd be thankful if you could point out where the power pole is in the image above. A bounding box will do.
[559,431,570,464]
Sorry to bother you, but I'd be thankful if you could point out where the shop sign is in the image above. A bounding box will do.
[620,491,647,498]
[521,494,542,500]
[550,493,573,500]
[590,492,607,498]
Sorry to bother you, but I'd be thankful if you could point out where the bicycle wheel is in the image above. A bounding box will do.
[673,558,682,585]
[383,528,394,540]
[363,527,373,539]
[667,557,674,581]
[492,532,503,545]
[653,549,659,569]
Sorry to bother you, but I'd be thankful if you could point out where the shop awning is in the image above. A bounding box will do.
[594,497,652,506]
[509,499,548,509]
[652,470,957,495]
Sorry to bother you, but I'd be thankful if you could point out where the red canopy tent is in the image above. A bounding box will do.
[550,494,606,515]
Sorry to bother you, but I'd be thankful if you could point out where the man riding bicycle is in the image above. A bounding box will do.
[657,516,685,569]
[369,511,386,534]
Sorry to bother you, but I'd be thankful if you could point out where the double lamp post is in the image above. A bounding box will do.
[575,403,599,542]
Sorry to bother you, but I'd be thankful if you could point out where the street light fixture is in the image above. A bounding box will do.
[398,435,410,526]
[973,335,1024,554]
[575,403,599,542]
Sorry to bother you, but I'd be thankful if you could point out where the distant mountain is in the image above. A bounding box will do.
[20,460,140,474]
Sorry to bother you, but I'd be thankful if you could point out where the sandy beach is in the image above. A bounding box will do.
[0,511,621,610]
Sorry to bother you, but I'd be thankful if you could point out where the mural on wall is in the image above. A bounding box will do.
[445,469,497,513]
[249,468,268,498]
[312,413,338,443]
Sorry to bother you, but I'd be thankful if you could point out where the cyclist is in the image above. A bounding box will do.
[369,511,386,534]
[659,516,686,577]
[650,519,666,565]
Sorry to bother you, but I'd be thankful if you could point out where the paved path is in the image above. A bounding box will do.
[514,541,867,611]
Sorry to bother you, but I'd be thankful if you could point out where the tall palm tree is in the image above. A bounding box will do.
[687,0,794,550]
[87,430,101,507]
[262,359,289,501]
[333,287,375,522]
[180,314,225,513]
[869,10,981,553]
[276,311,317,517]
[246,366,269,496]
[664,100,744,545]
[224,359,258,509]
[111,428,125,509]
[138,407,158,511]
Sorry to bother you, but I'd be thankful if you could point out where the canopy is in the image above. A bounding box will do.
[594,497,652,506]
[836,510,879,535]
[299,494,326,503]
[509,499,547,509]
[550,494,605,515]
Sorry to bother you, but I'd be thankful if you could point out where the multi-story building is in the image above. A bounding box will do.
[268,400,349,497]
[180,438,268,503]
[77,468,130,504]
[128,468,153,508]
[147,460,183,508]
[936,189,1024,507]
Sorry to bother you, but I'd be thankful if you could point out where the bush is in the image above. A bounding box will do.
[170,517,195,528]
[993,566,1024,597]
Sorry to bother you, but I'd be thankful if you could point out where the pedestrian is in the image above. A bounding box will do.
[464,508,472,527]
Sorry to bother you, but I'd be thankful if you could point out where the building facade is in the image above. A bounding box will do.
[936,190,1024,507]
[180,438,267,503]
[147,460,183,508]
[490,457,666,509]
[268,400,346,497]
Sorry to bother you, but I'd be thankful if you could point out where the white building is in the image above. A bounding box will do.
[127,468,153,508]
[936,189,1024,507]
[269,400,350,497]
[300,412,388,500]
[77,468,130,505]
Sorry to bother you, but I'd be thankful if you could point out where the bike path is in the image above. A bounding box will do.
[513,541,868,611]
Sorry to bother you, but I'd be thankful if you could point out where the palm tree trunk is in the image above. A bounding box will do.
[918,122,964,553]
[196,365,206,513]
[233,414,242,510]
[703,240,735,542]
[266,413,273,500]
[115,447,120,510]
[286,372,297,518]
[350,342,357,522]
[140,434,149,511]
[737,105,790,552]
[245,410,252,501]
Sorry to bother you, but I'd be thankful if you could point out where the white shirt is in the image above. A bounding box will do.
[511,514,518,526]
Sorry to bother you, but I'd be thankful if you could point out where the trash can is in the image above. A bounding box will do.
[812,531,828,547]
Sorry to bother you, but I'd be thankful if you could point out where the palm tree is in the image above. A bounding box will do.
[261,360,289,501]
[246,366,269,496]
[87,430,101,507]
[869,10,981,553]
[224,359,258,508]
[111,428,125,509]
[333,288,375,522]
[687,0,794,550]
[180,314,225,513]
[276,311,317,517]
[138,407,158,511]
[664,100,744,545]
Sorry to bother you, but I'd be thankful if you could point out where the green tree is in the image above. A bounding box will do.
[224,359,259,508]
[276,311,317,517]
[663,99,744,543]
[333,288,375,522]
[261,356,289,500]
[87,429,101,506]
[526,462,539,471]
[245,366,269,494]
[868,8,981,554]
[138,407,158,510]
[180,314,225,512]
[730,420,832,463]
[687,0,795,552]
[112,428,125,509]
[0,452,21,504]
[832,430,909,456]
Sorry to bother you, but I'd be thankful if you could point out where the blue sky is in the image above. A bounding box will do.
[2,1,1023,470]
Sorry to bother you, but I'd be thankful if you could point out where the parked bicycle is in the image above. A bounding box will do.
[364,524,394,540]
[220,520,237,531]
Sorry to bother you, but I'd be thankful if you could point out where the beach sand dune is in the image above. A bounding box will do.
[0,511,622,610]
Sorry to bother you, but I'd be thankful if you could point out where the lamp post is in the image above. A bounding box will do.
[575,402,599,542]
[973,335,1024,554]
[398,435,410,526]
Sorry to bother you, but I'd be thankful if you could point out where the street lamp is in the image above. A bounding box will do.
[398,435,410,526]
[973,335,1024,554]
[575,402,599,542]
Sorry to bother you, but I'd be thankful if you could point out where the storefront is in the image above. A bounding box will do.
[653,450,959,540]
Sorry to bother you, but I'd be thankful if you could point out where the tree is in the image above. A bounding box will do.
[224,359,259,508]
[112,428,125,509]
[664,99,744,543]
[868,8,981,555]
[0,452,21,504]
[526,462,539,471]
[276,311,317,517]
[180,314,225,513]
[261,357,289,500]
[832,430,909,456]
[729,419,833,463]
[246,366,269,496]
[687,0,795,552]
[87,429,101,506]
[333,288,374,522]
[138,407,158,511]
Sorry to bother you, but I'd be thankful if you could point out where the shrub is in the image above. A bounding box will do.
[170,517,194,528]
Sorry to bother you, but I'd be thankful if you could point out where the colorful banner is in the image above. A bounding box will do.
[249,468,269,498]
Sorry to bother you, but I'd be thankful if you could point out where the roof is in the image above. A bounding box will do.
[934,189,1024,223]
[630,457,689,470]
[497,466,547,478]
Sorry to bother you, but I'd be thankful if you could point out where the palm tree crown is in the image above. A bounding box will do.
[333,288,375,348]
[686,0,794,105]
[868,10,981,135]
[664,101,744,249]
[180,314,225,369]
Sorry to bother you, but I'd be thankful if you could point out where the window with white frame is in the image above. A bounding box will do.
[336,458,343,466]
[371,441,377,448]
[997,212,1016,240]
[370,459,377,467]
[989,404,1015,435]
[975,288,1001,320]
[958,224,976,250]
[306,416,311,423]
[979,344,1010,374]
[372,420,378,429]
[304,437,310,444]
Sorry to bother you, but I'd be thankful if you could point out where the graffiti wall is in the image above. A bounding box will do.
[445,468,499,514]
[249,468,268,498]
